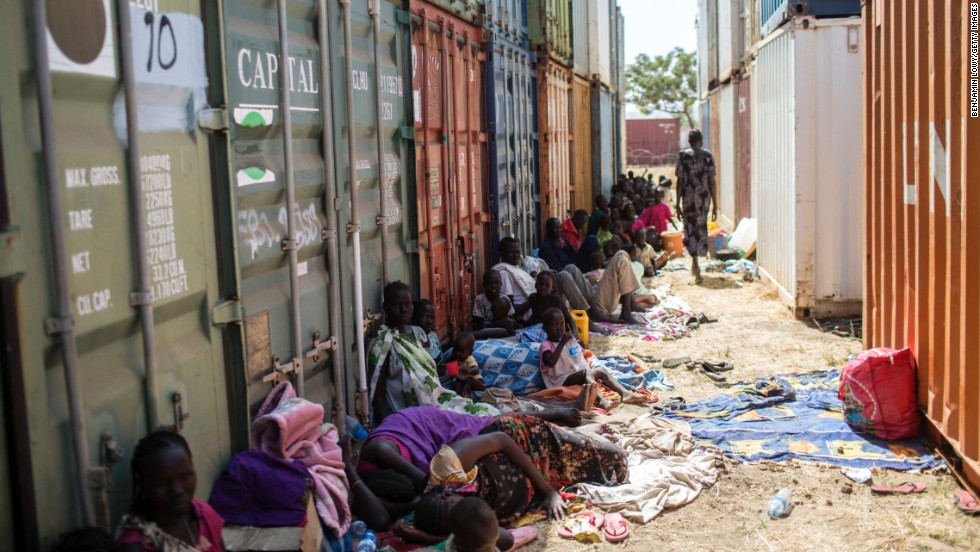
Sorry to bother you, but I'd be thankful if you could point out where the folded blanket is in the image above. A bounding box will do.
[252,382,351,537]
[472,339,545,395]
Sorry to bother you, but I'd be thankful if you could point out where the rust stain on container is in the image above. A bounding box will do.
[411,3,489,340]
[863,0,980,491]
[538,59,573,226]
[736,74,751,220]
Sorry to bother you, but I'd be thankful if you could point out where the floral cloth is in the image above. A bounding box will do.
[675,147,716,257]
[472,414,628,521]
[117,499,224,552]
[367,325,498,418]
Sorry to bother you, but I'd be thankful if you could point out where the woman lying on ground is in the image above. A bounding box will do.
[368,281,498,424]
[395,413,628,548]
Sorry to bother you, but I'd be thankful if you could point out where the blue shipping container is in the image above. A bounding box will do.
[760,0,861,38]
[591,82,615,197]
[484,0,530,47]
[486,32,540,262]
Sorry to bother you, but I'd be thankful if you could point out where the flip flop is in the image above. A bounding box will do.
[505,526,539,551]
[698,366,728,383]
[954,489,980,515]
[701,360,735,372]
[603,512,629,543]
[557,511,605,539]
[870,482,927,495]
[663,357,692,369]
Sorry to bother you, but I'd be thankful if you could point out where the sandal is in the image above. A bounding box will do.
[701,360,735,372]
[557,511,605,540]
[505,526,539,551]
[603,513,629,543]
[663,357,692,369]
[870,482,927,495]
[954,489,980,514]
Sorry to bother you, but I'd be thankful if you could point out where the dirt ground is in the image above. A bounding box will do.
[521,266,980,551]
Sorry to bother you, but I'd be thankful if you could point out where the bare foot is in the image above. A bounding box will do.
[619,313,643,325]
[549,407,583,427]
[597,395,614,411]
[574,384,593,412]
[622,391,647,405]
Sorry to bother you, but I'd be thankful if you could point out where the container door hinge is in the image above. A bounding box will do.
[211,299,243,326]
[263,355,301,384]
[347,223,361,234]
[305,331,337,363]
[400,126,416,140]
[44,315,75,335]
[129,290,154,307]
[197,108,229,131]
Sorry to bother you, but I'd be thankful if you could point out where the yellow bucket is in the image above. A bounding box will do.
[570,310,589,347]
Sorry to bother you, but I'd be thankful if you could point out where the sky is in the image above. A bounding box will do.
[619,0,698,117]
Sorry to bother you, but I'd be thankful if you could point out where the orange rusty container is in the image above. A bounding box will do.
[570,75,594,215]
[411,3,490,340]
[538,59,573,228]
[863,0,980,491]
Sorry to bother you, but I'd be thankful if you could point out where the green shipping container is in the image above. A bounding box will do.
[527,0,573,67]
[1,0,415,546]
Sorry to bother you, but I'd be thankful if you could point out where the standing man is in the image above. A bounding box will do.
[674,129,718,284]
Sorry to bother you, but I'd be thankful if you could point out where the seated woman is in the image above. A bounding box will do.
[399,413,628,547]
[368,281,498,424]
[118,431,224,552]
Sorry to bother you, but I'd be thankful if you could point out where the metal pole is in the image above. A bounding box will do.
[29,0,95,527]
[339,0,370,422]
[316,0,346,428]
[369,0,389,286]
[277,0,305,397]
[116,0,160,431]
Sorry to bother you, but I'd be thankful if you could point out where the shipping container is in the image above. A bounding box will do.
[586,0,613,86]
[718,82,737,224]
[485,0,530,45]
[528,0,574,67]
[591,82,615,197]
[760,0,861,38]
[410,2,490,340]
[570,75,594,213]
[421,0,482,25]
[717,0,736,83]
[752,16,863,317]
[486,32,540,265]
[0,0,420,546]
[572,0,589,77]
[699,96,712,151]
[709,88,721,164]
[616,7,626,169]
[697,0,719,97]
[742,0,760,63]
[863,0,980,490]
[538,59,573,222]
[626,118,681,166]
[736,73,751,220]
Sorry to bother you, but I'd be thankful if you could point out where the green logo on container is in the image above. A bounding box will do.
[234,107,274,127]
[236,167,276,187]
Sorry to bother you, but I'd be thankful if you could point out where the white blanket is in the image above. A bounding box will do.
[575,415,723,523]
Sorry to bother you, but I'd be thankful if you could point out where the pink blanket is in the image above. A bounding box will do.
[252,382,351,537]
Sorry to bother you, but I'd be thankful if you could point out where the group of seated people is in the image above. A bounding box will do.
[60,180,682,552]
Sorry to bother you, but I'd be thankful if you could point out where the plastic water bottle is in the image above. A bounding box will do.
[346,415,368,442]
[767,489,793,519]
[355,529,376,552]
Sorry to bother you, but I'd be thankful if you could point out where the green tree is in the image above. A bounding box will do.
[626,48,698,128]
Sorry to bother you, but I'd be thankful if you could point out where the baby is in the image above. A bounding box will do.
[446,497,503,552]
[472,269,514,329]
[450,332,485,399]
[538,308,643,408]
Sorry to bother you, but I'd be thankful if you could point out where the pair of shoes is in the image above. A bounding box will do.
[663,357,693,369]
[651,397,686,413]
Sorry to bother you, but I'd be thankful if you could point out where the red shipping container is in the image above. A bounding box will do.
[538,59,572,226]
[736,74,751,220]
[625,118,681,166]
[411,3,489,340]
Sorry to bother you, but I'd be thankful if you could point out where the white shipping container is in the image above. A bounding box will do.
[718,0,734,82]
[587,0,612,85]
[573,0,589,77]
[697,0,719,98]
[752,16,863,318]
[718,82,737,225]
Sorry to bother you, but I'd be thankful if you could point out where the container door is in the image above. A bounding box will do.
[538,61,572,225]
[736,75,752,220]
[1,0,231,540]
[486,0,530,45]
[487,35,540,264]
[220,0,339,419]
[411,6,488,339]
[590,82,614,196]
[571,75,593,212]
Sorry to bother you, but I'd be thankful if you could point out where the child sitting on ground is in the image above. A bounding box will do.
[487,296,517,336]
[445,497,502,552]
[538,308,644,408]
[414,299,442,361]
[513,271,573,328]
[472,269,514,329]
[584,251,605,284]
[449,332,485,399]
